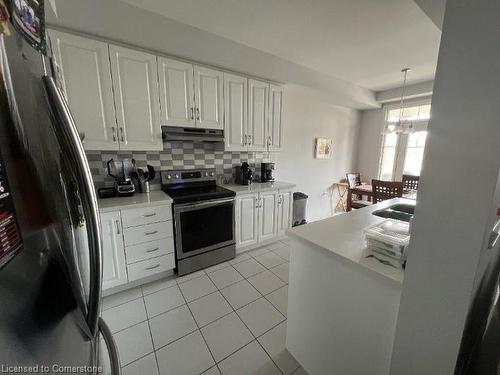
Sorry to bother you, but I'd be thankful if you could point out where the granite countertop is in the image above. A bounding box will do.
[98,191,173,213]
[287,198,416,283]
[224,181,296,195]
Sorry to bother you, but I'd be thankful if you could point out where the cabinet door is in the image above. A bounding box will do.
[49,30,118,151]
[248,79,268,152]
[109,45,162,151]
[236,194,259,248]
[268,84,284,151]
[100,211,128,290]
[158,57,195,127]
[277,189,293,236]
[258,191,278,242]
[224,73,247,151]
[194,66,223,129]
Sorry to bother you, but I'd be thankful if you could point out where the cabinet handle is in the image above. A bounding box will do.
[267,135,272,147]
[190,107,194,120]
[146,247,160,253]
[196,108,200,121]
[115,220,120,235]
[143,213,157,217]
[112,126,117,142]
[119,127,124,142]
[145,230,158,236]
[145,264,160,270]
[244,134,247,145]
[79,132,86,142]
[248,135,252,145]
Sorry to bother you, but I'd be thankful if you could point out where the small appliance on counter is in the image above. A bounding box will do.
[260,162,275,182]
[107,158,136,197]
[234,162,253,185]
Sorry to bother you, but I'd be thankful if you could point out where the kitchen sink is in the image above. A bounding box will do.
[372,203,415,222]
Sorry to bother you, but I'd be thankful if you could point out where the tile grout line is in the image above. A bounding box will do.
[212,264,285,374]
[177,273,223,375]
[104,242,290,375]
[142,297,162,375]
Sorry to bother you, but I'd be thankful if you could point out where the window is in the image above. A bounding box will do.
[378,102,431,180]
[379,132,398,181]
[403,131,427,176]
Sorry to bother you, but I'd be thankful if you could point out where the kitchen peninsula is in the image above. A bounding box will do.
[286,198,414,375]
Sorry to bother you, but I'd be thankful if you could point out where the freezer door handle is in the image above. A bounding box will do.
[42,76,103,338]
[99,318,121,375]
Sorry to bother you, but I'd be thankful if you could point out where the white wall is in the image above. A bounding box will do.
[274,85,360,222]
[355,108,385,181]
[390,0,500,373]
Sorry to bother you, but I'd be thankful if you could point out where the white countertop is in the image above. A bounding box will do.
[224,181,296,195]
[287,198,415,283]
[98,191,173,213]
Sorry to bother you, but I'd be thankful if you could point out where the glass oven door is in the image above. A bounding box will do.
[174,198,235,260]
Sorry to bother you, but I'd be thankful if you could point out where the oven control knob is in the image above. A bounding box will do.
[209,172,214,177]
[175,174,179,179]
[166,174,171,180]
[205,172,209,177]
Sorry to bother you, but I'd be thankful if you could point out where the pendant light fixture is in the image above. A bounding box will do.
[383,68,414,135]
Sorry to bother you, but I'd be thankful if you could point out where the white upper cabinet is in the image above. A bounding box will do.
[158,57,195,128]
[224,73,248,151]
[268,84,284,151]
[194,66,224,129]
[49,30,118,151]
[248,79,269,152]
[109,45,162,151]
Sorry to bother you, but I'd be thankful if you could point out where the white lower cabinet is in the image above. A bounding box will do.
[101,211,128,290]
[258,191,278,242]
[236,189,292,250]
[277,189,293,236]
[235,194,259,248]
[101,204,175,293]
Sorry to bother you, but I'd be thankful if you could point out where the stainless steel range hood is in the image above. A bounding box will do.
[162,126,224,142]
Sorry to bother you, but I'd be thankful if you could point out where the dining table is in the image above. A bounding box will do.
[346,184,417,211]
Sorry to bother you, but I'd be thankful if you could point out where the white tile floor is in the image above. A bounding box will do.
[100,239,308,375]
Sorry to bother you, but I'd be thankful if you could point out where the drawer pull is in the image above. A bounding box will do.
[146,247,160,253]
[145,230,158,236]
[145,264,160,270]
[143,213,157,217]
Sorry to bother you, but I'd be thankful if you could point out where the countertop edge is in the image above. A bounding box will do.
[225,181,296,195]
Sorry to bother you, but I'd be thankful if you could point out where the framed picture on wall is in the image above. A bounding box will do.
[315,137,333,159]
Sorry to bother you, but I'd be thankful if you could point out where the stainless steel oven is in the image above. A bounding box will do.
[174,197,235,260]
[162,168,237,275]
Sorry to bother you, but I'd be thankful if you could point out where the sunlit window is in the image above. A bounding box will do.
[387,104,431,122]
[378,103,430,180]
[379,132,398,180]
[403,131,427,176]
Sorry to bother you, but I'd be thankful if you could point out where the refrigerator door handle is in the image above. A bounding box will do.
[99,318,121,375]
[42,75,103,338]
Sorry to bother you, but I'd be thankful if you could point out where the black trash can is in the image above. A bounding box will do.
[293,192,308,227]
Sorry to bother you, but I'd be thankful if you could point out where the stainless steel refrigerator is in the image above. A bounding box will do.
[0,26,119,375]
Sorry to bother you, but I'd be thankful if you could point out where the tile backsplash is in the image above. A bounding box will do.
[86,141,270,189]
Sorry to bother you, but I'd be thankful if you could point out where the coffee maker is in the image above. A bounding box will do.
[260,163,275,182]
[234,162,253,185]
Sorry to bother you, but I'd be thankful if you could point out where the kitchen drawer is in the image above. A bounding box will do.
[121,205,172,228]
[123,221,173,246]
[127,253,175,282]
[125,237,174,264]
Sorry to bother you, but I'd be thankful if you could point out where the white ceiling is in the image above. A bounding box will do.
[118,0,441,91]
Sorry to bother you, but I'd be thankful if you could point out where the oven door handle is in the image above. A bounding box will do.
[176,198,235,210]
